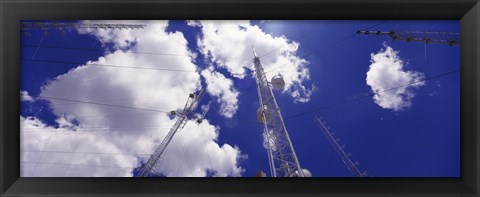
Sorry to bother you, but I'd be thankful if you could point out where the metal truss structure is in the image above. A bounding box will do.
[252,47,304,177]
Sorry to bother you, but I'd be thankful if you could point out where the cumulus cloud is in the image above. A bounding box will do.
[20,90,34,102]
[201,67,239,118]
[196,20,316,103]
[186,20,201,27]
[21,20,245,177]
[21,116,136,177]
[366,44,425,111]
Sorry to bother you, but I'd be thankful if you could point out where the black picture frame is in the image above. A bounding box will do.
[1,0,479,196]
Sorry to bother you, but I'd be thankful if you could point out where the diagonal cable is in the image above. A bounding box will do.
[38,96,170,113]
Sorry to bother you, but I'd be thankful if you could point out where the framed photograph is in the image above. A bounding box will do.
[1,0,479,196]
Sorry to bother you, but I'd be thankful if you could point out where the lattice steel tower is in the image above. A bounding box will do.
[21,21,147,36]
[21,21,146,30]
[356,30,460,46]
[136,88,206,177]
[252,47,307,177]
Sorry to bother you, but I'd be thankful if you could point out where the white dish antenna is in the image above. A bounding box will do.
[271,74,285,91]
[293,168,313,177]
[257,105,272,124]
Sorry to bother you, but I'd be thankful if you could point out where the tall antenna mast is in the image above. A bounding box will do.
[136,88,206,177]
[314,116,368,177]
[252,46,308,177]
[21,21,147,30]
[21,21,147,36]
[356,30,459,46]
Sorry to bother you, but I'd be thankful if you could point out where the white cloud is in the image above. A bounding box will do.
[186,20,201,27]
[21,116,136,177]
[201,67,239,118]
[196,20,316,103]
[20,90,34,102]
[21,20,245,177]
[366,44,425,111]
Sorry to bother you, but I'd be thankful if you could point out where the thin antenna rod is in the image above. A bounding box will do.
[252,46,258,58]
[314,116,367,177]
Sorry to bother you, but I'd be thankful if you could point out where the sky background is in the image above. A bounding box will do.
[20,20,460,177]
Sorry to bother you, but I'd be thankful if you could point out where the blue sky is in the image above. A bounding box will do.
[20,20,459,177]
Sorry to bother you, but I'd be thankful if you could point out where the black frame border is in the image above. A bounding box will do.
[1,0,479,196]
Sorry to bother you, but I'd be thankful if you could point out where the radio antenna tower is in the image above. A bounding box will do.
[252,46,310,177]
[314,116,369,177]
[21,21,146,36]
[136,88,206,177]
[356,30,459,46]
